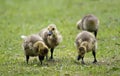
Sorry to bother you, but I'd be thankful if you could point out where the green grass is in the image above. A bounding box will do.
[0,0,120,76]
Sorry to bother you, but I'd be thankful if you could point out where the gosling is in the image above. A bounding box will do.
[75,31,97,64]
[76,14,99,37]
[39,24,62,59]
[21,34,49,65]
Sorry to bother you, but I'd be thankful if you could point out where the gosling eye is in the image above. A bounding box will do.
[52,28,55,31]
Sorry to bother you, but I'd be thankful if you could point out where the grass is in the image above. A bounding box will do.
[0,0,120,76]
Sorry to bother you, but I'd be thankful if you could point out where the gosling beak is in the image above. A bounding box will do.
[48,31,53,36]
[77,55,81,61]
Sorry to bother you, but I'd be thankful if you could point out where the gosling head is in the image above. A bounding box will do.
[77,46,86,60]
[47,24,57,36]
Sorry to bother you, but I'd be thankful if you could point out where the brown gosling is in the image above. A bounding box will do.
[75,31,97,64]
[76,14,99,37]
[39,24,62,59]
[21,34,49,65]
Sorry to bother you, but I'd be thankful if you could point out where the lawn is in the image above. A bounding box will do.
[0,0,120,76]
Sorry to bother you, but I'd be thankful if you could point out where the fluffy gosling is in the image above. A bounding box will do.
[39,24,62,59]
[76,14,99,37]
[21,34,49,65]
[75,31,97,64]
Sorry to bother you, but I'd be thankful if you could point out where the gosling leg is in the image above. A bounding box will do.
[26,55,29,64]
[94,30,97,38]
[39,56,44,65]
[50,48,54,59]
[92,50,97,63]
